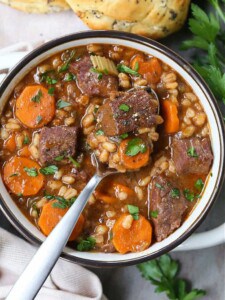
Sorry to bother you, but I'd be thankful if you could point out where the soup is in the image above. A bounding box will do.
[0,44,213,254]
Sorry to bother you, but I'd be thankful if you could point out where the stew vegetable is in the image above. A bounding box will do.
[0,44,213,254]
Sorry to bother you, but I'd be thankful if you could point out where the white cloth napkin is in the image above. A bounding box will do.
[0,228,105,300]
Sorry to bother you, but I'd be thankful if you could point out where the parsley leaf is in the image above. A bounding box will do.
[48,87,55,95]
[59,50,76,73]
[150,210,158,218]
[52,196,76,209]
[46,76,57,85]
[77,237,96,251]
[117,64,140,76]
[31,89,42,103]
[40,165,58,175]
[183,189,195,202]
[127,204,139,220]
[36,115,42,124]
[90,67,108,80]
[54,155,65,161]
[119,133,129,139]
[134,61,139,72]
[155,183,164,190]
[64,73,76,82]
[195,179,204,191]
[56,99,71,109]
[9,173,19,177]
[125,138,147,157]
[95,129,104,136]
[181,1,225,107]
[68,156,80,168]
[24,167,38,177]
[170,188,180,199]
[119,103,130,112]
[23,135,30,145]
[187,147,198,158]
[137,254,206,300]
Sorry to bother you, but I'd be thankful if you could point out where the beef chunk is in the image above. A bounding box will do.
[39,126,78,165]
[70,56,118,97]
[97,89,160,136]
[150,175,187,242]
[171,137,213,175]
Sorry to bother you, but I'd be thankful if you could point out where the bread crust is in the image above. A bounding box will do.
[66,0,190,39]
[0,0,69,13]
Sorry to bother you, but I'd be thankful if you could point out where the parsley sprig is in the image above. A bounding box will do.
[137,254,206,300]
[181,1,225,105]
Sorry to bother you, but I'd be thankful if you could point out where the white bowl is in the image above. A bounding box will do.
[0,31,224,267]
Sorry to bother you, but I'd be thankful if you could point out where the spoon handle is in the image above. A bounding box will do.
[6,173,102,300]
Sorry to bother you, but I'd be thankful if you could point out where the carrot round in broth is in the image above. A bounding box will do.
[112,213,152,254]
[119,139,150,170]
[3,156,44,196]
[38,200,85,241]
[15,85,55,128]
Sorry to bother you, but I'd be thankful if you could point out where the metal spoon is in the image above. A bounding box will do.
[6,154,118,300]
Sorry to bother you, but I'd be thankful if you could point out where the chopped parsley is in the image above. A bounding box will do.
[187,146,198,158]
[155,183,164,190]
[48,87,55,95]
[119,133,129,139]
[9,173,19,177]
[119,103,130,112]
[117,64,140,76]
[127,204,139,220]
[68,156,80,168]
[170,188,180,199]
[150,210,158,218]
[36,115,43,124]
[134,61,139,72]
[125,138,147,157]
[77,237,96,251]
[90,67,108,80]
[195,179,204,191]
[31,89,42,103]
[54,155,65,161]
[17,193,23,197]
[59,50,76,73]
[40,165,58,175]
[46,77,57,85]
[94,106,99,113]
[52,196,76,209]
[23,167,38,177]
[23,135,30,145]
[95,129,104,136]
[64,73,76,82]
[183,189,195,202]
[56,99,71,109]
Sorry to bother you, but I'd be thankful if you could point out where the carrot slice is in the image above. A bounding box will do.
[94,190,117,204]
[3,156,44,196]
[119,139,150,170]
[38,200,85,241]
[162,100,180,133]
[4,134,16,152]
[131,55,162,84]
[18,146,31,158]
[130,54,145,70]
[140,58,162,84]
[15,85,55,128]
[113,183,134,196]
[112,213,152,254]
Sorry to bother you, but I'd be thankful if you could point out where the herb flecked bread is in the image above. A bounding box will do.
[66,0,191,39]
[0,0,70,13]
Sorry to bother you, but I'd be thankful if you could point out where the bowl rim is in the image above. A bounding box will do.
[0,30,225,267]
